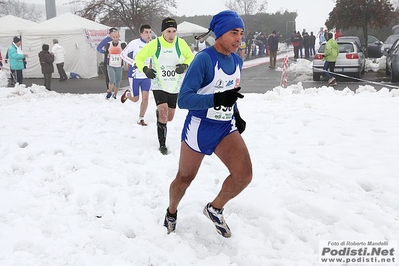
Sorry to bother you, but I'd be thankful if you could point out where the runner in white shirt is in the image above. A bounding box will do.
[120,25,153,126]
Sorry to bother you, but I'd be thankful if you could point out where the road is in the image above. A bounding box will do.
[20,56,398,94]
[239,56,398,93]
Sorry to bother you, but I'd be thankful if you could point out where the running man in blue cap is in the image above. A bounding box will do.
[163,10,253,238]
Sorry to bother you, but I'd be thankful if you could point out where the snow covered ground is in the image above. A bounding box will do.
[0,60,398,265]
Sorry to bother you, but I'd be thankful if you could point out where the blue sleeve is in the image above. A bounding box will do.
[97,37,110,54]
[178,52,215,110]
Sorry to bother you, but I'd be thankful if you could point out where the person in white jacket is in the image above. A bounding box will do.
[52,39,68,81]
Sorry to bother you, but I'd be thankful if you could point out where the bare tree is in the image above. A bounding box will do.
[0,0,42,22]
[76,0,177,36]
[224,0,268,15]
[63,0,85,14]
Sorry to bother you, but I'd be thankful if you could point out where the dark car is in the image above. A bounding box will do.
[383,38,399,82]
[337,35,382,58]
[367,35,383,58]
[381,34,399,54]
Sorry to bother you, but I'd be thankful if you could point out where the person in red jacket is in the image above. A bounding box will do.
[291,31,300,60]
[334,29,342,40]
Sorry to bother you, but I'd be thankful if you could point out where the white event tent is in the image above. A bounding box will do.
[21,13,110,79]
[176,21,209,37]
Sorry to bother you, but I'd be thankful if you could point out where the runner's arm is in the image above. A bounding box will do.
[96,37,109,54]
[134,39,157,71]
[120,41,135,66]
[179,39,194,66]
[178,52,214,110]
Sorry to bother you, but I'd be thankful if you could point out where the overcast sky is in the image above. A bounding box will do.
[24,0,336,34]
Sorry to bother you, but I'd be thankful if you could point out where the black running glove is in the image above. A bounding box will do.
[234,111,246,134]
[175,64,188,74]
[143,66,156,79]
[214,87,244,107]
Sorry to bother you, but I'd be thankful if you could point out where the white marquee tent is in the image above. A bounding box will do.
[176,21,209,37]
[0,15,38,67]
[21,13,110,79]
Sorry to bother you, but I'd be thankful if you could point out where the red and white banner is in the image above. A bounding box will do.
[84,29,109,45]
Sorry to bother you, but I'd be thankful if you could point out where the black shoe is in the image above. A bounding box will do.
[159,145,168,155]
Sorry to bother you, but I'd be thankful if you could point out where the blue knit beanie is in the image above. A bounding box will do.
[210,10,244,39]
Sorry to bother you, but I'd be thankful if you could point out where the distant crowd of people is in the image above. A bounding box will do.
[1,37,67,90]
[236,30,280,61]
[290,29,317,59]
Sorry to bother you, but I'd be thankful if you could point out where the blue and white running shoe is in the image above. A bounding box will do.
[163,211,177,234]
[203,203,231,238]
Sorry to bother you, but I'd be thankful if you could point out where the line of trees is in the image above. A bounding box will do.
[73,0,295,41]
[76,0,176,37]
[3,0,399,51]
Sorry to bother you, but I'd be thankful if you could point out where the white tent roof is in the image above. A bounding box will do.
[0,15,38,36]
[0,16,38,61]
[23,12,109,36]
[0,15,37,28]
[177,21,209,37]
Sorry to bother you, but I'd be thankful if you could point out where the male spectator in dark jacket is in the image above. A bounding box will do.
[245,32,253,58]
[309,32,316,56]
[303,32,310,58]
[268,30,279,68]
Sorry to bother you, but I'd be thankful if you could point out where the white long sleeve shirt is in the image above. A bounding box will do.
[51,43,66,64]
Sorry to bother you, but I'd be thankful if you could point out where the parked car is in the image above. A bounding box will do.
[381,34,399,54]
[337,35,382,58]
[312,41,366,81]
[337,36,362,47]
[383,38,399,82]
[367,35,383,58]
